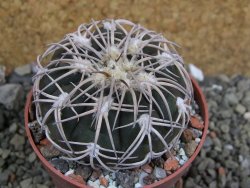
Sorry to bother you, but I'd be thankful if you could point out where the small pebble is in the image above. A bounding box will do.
[65,169,74,176]
[153,167,166,179]
[99,176,109,187]
[134,182,143,188]
[190,116,204,130]
[9,123,18,133]
[164,157,179,171]
[138,171,148,185]
[178,148,186,156]
[184,140,198,157]
[141,164,153,174]
[90,169,102,181]
[143,174,156,185]
[40,144,60,159]
[179,159,186,166]
[235,104,246,114]
[87,180,100,188]
[75,165,92,180]
[50,158,69,174]
[195,138,201,144]
[244,112,250,120]
[181,129,195,143]
[182,155,188,161]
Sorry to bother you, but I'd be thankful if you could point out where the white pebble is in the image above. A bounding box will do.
[108,186,117,188]
[244,112,250,120]
[192,129,203,137]
[87,181,94,186]
[94,179,100,185]
[64,169,74,176]
[195,138,201,144]
[211,84,223,91]
[239,155,243,162]
[87,180,100,188]
[182,155,188,161]
[138,171,148,185]
[111,172,116,180]
[179,159,186,166]
[241,159,250,169]
[109,179,113,185]
[134,182,143,188]
[224,144,234,150]
[179,148,186,156]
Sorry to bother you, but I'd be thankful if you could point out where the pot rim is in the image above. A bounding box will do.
[24,77,209,188]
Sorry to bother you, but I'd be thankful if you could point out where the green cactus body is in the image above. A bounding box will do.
[33,19,193,171]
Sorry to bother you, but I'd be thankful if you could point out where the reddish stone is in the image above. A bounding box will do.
[218,167,226,176]
[164,157,179,171]
[190,116,204,130]
[181,129,195,143]
[39,138,51,146]
[99,176,109,187]
[141,164,153,174]
[68,174,86,184]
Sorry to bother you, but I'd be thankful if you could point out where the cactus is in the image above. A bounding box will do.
[32,19,193,171]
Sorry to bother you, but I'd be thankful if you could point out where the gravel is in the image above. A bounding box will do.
[10,134,25,150]
[0,83,23,110]
[184,75,250,188]
[0,65,53,188]
[152,167,166,179]
[50,158,69,174]
[20,178,33,188]
[0,64,249,188]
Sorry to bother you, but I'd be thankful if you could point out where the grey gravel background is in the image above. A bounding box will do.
[0,64,249,188]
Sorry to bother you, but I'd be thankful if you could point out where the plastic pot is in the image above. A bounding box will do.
[25,77,209,188]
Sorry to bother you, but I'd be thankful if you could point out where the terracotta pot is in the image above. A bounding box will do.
[25,77,209,188]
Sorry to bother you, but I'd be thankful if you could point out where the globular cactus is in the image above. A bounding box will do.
[33,19,193,171]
